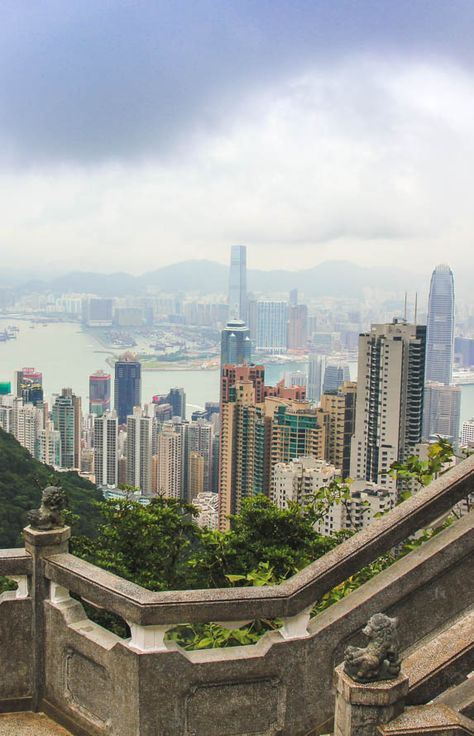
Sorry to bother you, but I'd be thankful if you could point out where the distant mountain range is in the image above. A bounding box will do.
[2,259,433,300]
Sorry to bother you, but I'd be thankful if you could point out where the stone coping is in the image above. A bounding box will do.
[41,455,474,626]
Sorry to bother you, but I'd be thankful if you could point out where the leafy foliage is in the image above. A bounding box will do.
[0,427,102,547]
[390,438,455,495]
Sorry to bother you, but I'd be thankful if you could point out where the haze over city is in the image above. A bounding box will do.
[1,1,474,275]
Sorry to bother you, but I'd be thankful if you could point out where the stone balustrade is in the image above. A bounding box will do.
[0,454,472,735]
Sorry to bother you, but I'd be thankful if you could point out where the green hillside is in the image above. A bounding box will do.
[0,428,102,548]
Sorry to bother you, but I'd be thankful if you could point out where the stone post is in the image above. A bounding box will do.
[23,525,71,711]
[333,664,409,736]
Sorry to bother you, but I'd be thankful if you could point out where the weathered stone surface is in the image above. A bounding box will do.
[184,678,285,735]
[380,702,474,734]
[0,713,73,735]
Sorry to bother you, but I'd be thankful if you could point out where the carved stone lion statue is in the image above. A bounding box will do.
[27,486,67,531]
[344,613,401,683]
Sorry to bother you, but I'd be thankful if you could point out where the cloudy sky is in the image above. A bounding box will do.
[1,0,474,276]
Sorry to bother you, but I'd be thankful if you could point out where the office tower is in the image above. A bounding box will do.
[228,244,247,321]
[14,368,44,406]
[188,419,214,492]
[188,451,205,499]
[461,419,474,447]
[307,354,324,404]
[114,353,141,424]
[126,406,153,495]
[52,389,77,469]
[350,320,426,492]
[322,362,350,394]
[85,297,114,327]
[94,411,118,487]
[287,304,308,350]
[256,301,289,354]
[272,457,339,509]
[423,383,461,444]
[36,421,61,466]
[320,381,357,479]
[0,382,10,396]
[157,422,183,499]
[220,320,251,366]
[89,371,111,416]
[167,387,186,420]
[425,264,455,385]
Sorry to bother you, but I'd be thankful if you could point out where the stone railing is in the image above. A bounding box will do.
[0,454,473,736]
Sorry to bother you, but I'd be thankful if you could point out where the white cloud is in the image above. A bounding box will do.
[0,56,473,276]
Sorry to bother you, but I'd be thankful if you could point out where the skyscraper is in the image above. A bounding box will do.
[228,244,247,321]
[350,320,426,493]
[307,354,324,404]
[287,304,308,350]
[425,264,455,385]
[166,387,186,420]
[322,362,350,394]
[89,371,111,416]
[114,353,141,424]
[52,389,77,469]
[94,411,118,487]
[256,301,289,354]
[126,406,153,495]
[320,381,357,479]
[157,421,183,499]
[423,382,461,444]
[188,419,214,493]
[220,320,251,366]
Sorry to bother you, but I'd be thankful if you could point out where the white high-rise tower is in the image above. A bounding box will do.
[350,320,426,493]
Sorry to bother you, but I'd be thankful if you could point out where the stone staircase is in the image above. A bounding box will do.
[378,605,474,735]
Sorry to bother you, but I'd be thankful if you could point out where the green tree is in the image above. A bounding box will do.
[72,496,200,591]
[0,427,102,547]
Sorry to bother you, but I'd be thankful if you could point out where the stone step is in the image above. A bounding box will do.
[403,606,474,706]
[0,712,73,735]
[380,703,474,735]
[434,676,474,721]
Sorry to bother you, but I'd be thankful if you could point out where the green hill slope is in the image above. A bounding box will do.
[0,428,102,548]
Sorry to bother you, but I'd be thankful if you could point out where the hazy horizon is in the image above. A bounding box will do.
[0,2,473,275]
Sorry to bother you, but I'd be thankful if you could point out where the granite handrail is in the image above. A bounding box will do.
[0,548,32,577]
[42,453,474,627]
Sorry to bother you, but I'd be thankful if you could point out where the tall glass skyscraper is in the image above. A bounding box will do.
[221,320,251,366]
[425,264,455,385]
[228,245,248,321]
[114,354,141,424]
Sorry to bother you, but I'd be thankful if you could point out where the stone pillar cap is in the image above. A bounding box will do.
[23,525,71,548]
[334,663,409,706]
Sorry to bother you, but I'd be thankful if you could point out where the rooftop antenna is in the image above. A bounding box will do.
[414,292,418,324]
[404,292,407,321]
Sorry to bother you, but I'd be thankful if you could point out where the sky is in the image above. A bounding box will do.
[1,0,474,276]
